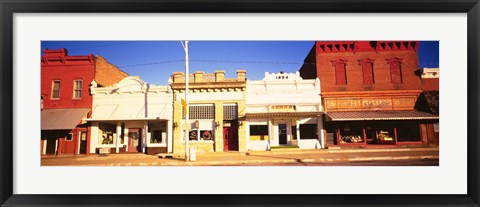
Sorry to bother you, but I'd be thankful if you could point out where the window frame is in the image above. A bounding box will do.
[331,59,348,85]
[65,133,73,141]
[73,79,83,99]
[387,57,404,84]
[359,58,375,85]
[51,80,61,99]
[188,104,215,120]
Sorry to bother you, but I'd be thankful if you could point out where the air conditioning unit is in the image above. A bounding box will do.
[99,148,110,154]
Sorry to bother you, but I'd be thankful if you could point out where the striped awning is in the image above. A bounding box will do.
[41,108,90,130]
[246,111,323,118]
[326,110,438,121]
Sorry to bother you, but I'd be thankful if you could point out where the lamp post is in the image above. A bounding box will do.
[181,41,190,161]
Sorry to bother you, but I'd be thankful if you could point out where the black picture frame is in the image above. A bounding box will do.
[1,0,479,206]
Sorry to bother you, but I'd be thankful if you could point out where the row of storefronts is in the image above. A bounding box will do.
[41,42,439,155]
[55,70,436,155]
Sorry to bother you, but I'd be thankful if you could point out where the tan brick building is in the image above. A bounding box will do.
[170,70,247,153]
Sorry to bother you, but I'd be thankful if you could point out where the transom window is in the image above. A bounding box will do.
[73,80,83,99]
[223,104,238,120]
[51,80,61,99]
[189,104,215,119]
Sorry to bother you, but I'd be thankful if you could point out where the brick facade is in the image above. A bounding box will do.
[299,41,438,147]
[312,41,421,93]
[41,48,128,155]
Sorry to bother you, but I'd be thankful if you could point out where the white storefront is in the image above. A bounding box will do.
[245,72,325,151]
[87,76,173,154]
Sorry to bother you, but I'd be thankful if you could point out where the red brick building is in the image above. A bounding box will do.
[41,48,128,155]
[300,41,439,147]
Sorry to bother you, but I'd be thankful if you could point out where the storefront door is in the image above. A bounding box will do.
[79,131,87,154]
[278,124,287,145]
[223,126,239,151]
[127,128,141,152]
[223,127,230,151]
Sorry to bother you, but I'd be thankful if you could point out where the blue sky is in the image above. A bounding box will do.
[41,41,439,85]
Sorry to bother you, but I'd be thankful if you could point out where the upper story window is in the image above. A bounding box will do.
[188,104,215,120]
[223,104,238,120]
[73,80,83,99]
[331,59,348,85]
[387,58,403,84]
[359,59,375,84]
[51,80,61,99]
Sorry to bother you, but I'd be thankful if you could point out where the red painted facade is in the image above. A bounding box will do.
[41,48,95,155]
[421,78,439,91]
[41,48,95,109]
[300,41,438,147]
[312,41,421,93]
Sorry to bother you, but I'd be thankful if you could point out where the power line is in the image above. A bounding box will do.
[117,59,316,68]
[118,60,184,68]
[68,42,135,51]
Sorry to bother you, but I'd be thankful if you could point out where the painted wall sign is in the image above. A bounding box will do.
[325,96,416,111]
[269,105,296,112]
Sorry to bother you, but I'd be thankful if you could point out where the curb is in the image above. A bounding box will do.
[90,155,439,166]
[245,147,439,156]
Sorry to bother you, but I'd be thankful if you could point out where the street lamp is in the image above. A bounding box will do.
[180,41,189,161]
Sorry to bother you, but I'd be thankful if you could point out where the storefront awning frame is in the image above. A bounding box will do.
[325,110,439,121]
[245,111,324,118]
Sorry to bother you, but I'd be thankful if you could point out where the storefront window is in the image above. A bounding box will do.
[300,124,317,139]
[151,130,163,143]
[371,125,395,144]
[396,123,421,142]
[149,122,166,144]
[98,123,116,145]
[188,129,214,141]
[339,123,363,143]
[249,125,268,141]
[200,130,213,141]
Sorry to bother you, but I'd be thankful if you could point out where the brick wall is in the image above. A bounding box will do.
[41,50,95,109]
[94,56,129,87]
[310,41,422,93]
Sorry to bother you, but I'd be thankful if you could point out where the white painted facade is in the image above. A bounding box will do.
[88,76,173,154]
[421,68,440,78]
[246,72,325,150]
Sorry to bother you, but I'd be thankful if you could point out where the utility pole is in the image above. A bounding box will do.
[181,41,189,161]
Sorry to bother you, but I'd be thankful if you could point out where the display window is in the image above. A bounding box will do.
[370,123,395,144]
[339,123,364,144]
[249,125,268,141]
[98,123,116,145]
[299,124,317,139]
[396,123,421,142]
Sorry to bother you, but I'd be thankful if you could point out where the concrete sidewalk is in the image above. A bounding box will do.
[41,147,439,166]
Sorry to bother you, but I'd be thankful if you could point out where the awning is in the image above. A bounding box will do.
[41,108,90,130]
[326,110,438,121]
[246,111,323,118]
[89,104,170,121]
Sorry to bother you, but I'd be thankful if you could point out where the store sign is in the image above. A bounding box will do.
[325,96,416,111]
[269,105,296,112]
